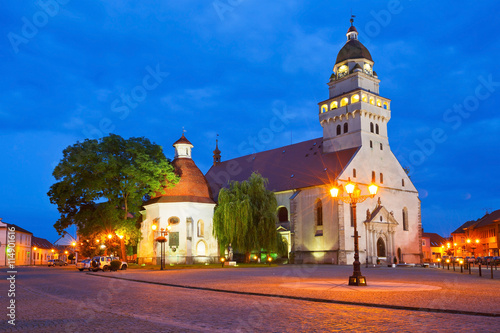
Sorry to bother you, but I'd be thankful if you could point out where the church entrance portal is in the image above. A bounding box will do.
[377,238,386,257]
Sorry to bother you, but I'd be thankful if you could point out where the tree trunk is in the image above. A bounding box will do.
[120,238,127,261]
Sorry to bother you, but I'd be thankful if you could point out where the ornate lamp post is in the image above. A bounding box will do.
[33,247,37,265]
[330,177,378,286]
[152,221,171,270]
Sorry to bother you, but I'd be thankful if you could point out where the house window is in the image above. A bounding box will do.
[370,122,374,133]
[197,220,204,237]
[315,199,323,226]
[277,207,288,222]
[402,207,409,231]
[380,143,383,150]
[353,168,356,178]
[422,240,426,246]
[372,171,376,182]
[370,140,373,148]
[402,179,405,187]
[376,124,379,134]
[336,124,341,135]
[343,123,348,133]
[380,173,383,184]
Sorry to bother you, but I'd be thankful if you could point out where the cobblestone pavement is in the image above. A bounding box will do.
[0,265,499,332]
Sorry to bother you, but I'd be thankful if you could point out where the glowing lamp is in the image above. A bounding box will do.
[467,239,471,244]
[118,235,124,239]
[368,184,378,196]
[345,182,355,194]
[220,257,225,262]
[267,257,272,262]
[51,249,54,253]
[100,244,106,249]
[166,225,172,231]
[64,251,68,254]
[33,247,37,251]
[107,234,112,239]
[151,224,157,231]
[330,187,339,198]
[72,242,76,246]
[475,239,479,244]
[437,258,441,262]
[447,243,450,248]
[96,239,100,243]
[454,243,457,247]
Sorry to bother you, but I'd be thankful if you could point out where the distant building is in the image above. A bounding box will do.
[0,218,33,266]
[422,232,446,262]
[452,210,500,257]
[32,236,55,265]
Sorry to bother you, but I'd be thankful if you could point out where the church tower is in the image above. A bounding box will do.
[319,18,391,153]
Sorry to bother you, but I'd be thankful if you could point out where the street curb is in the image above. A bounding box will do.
[87,273,499,318]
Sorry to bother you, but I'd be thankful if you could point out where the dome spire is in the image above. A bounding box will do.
[213,134,221,166]
[346,15,358,41]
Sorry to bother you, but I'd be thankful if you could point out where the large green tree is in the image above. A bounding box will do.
[213,172,283,261]
[48,134,179,259]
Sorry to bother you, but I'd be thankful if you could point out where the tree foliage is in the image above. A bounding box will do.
[48,134,178,259]
[213,173,283,260]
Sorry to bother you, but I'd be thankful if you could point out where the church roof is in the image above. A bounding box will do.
[146,157,215,205]
[336,39,373,64]
[206,138,359,200]
[173,134,193,146]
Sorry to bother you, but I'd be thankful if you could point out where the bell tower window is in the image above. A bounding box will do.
[338,65,348,79]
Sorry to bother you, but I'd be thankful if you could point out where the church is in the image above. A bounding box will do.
[137,20,422,265]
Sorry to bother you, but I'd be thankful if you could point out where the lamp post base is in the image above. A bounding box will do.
[348,275,367,286]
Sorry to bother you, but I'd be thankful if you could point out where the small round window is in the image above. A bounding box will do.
[168,216,180,225]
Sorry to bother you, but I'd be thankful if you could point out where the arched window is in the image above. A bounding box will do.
[336,124,341,135]
[402,208,409,231]
[196,241,206,256]
[397,248,402,263]
[340,97,349,107]
[351,94,359,103]
[361,94,368,102]
[277,207,288,222]
[321,104,328,113]
[375,124,379,134]
[380,173,384,184]
[372,171,376,182]
[370,122,374,133]
[383,102,388,109]
[377,238,386,257]
[344,123,348,133]
[330,101,338,110]
[376,99,382,107]
[315,199,323,226]
[353,168,356,178]
[197,220,204,237]
[369,96,375,105]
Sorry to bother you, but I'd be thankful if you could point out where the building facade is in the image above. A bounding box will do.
[206,20,421,265]
[0,219,33,266]
[452,210,500,257]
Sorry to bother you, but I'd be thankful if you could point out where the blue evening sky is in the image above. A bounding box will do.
[1,1,499,243]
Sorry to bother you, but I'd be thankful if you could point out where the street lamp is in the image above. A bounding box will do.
[33,247,37,265]
[152,221,171,270]
[330,177,378,286]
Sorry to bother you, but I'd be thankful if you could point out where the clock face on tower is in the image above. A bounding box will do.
[363,63,372,75]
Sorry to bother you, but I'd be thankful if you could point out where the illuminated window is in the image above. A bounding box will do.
[383,102,388,109]
[315,199,323,226]
[361,94,367,102]
[363,63,372,75]
[196,241,206,256]
[340,97,349,107]
[376,124,379,134]
[351,94,360,103]
[338,65,348,78]
[370,122,374,133]
[336,124,341,135]
[330,101,338,109]
[377,99,382,107]
[344,123,348,133]
[369,97,375,105]
[321,104,328,113]
[197,220,204,237]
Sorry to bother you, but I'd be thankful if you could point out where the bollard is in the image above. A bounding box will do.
[479,263,482,277]
[453,262,455,271]
[469,263,471,275]
[491,264,494,279]
[461,264,463,273]
[447,263,450,270]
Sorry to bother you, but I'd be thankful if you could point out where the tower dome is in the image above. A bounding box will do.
[335,18,372,64]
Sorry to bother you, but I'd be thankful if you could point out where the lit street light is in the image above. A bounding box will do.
[330,177,378,286]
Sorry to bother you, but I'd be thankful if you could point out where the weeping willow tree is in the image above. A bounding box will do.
[213,172,283,262]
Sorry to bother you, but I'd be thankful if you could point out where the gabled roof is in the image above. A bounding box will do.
[54,233,77,246]
[2,223,33,235]
[205,138,359,200]
[32,236,53,249]
[422,232,446,247]
[451,220,477,235]
[473,209,500,229]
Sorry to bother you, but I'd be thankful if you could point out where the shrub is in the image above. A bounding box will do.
[110,260,122,271]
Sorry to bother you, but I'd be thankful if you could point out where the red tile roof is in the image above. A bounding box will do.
[206,137,359,200]
[147,157,215,205]
[173,134,192,146]
[32,236,54,249]
[422,232,446,247]
[471,209,500,229]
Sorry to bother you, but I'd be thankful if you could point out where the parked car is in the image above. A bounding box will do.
[90,256,128,272]
[492,256,500,265]
[465,256,475,263]
[475,257,485,264]
[48,259,67,267]
[484,256,493,264]
[76,259,92,271]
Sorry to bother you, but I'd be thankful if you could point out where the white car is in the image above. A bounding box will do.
[76,259,91,271]
[90,256,127,272]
